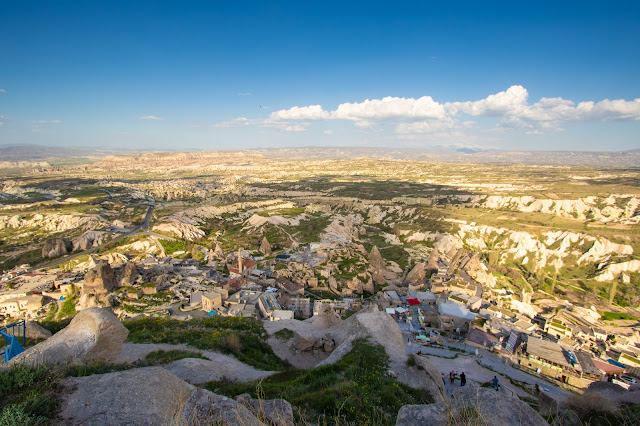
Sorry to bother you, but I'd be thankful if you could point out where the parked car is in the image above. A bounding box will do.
[620,375,637,385]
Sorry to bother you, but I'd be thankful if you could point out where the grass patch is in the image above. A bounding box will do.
[206,339,432,425]
[0,365,59,425]
[158,239,188,254]
[123,316,287,371]
[57,291,78,319]
[600,311,640,321]
[144,349,209,364]
[274,328,294,340]
[36,317,72,335]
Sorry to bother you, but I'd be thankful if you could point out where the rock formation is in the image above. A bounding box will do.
[426,249,439,272]
[405,262,426,283]
[214,242,224,258]
[41,237,72,258]
[346,275,375,294]
[119,261,140,287]
[72,230,106,251]
[164,357,274,385]
[235,393,294,426]
[83,260,118,304]
[313,304,342,330]
[396,385,548,426]
[10,307,128,367]
[369,245,386,270]
[316,306,443,397]
[260,236,272,255]
[153,221,205,241]
[57,367,267,425]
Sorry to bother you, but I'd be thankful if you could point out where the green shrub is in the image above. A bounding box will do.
[144,349,208,365]
[36,318,72,335]
[123,317,287,371]
[0,365,58,424]
[407,354,416,367]
[206,339,432,425]
[274,328,294,340]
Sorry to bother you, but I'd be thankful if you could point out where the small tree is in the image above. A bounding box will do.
[609,281,617,306]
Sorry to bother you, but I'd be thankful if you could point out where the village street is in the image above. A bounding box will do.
[404,338,572,403]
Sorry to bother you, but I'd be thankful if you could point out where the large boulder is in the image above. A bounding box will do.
[57,366,265,425]
[396,404,447,426]
[293,331,319,352]
[396,385,548,426]
[9,307,128,367]
[41,237,72,258]
[235,393,294,426]
[83,260,118,304]
[312,303,342,330]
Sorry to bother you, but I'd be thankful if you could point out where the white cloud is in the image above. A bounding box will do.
[32,120,63,124]
[446,85,529,117]
[323,130,334,135]
[332,96,447,121]
[237,92,251,96]
[213,117,255,128]
[0,89,6,93]
[214,86,640,136]
[395,117,458,134]
[284,124,306,132]
[269,105,329,121]
[0,115,8,126]
[137,115,164,120]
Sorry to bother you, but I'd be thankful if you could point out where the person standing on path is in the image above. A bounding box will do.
[449,371,454,384]
[460,372,466,387]
[492,376,499,391]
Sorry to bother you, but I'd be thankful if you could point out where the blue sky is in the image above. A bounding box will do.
[1,1,639,151]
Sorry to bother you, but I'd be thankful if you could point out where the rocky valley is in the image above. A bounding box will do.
[1,149,640,425]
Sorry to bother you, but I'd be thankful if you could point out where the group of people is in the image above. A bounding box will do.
[441,372,501,392]
[446,370,467,386]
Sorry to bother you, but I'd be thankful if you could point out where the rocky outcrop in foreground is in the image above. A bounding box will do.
[57,366,282,425]
[396,385,547,426]
[10,307,128,367]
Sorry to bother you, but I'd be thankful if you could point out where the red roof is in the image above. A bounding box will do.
[592,359,625,374]
[227,277,249,288]
[229,259,257,274]
[407,298,421,306]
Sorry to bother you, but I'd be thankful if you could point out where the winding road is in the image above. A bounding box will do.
[33,202,155,271]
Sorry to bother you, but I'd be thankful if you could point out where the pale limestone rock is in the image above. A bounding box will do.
[10,307,128,367]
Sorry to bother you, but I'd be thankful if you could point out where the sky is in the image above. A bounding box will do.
[1,1,639,152]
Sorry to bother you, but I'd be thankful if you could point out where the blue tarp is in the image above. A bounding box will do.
[608,358,627,368]
[207,310,218,317]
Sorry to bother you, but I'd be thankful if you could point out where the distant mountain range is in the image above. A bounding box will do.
[0,144,145,162]
[1,144,639,167]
